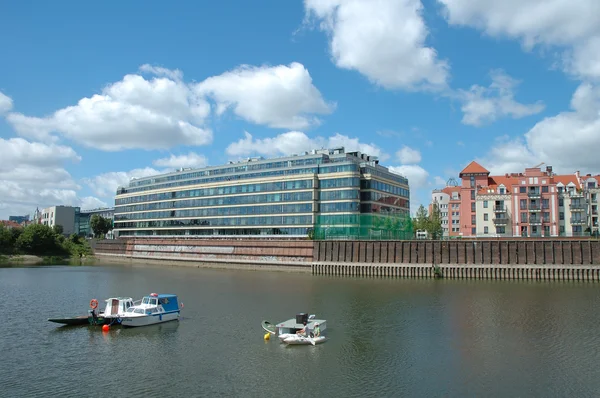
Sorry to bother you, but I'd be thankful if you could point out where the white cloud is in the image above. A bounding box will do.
[437,0,600,80]
[153,152,209,169]
[226,131,386,160]
[458,70,545,126]
[396,145,422,164]
[479,83,600,174]
[0,138,103,219]
[83,167,163,198]
[139,64,183,81]
[195,62,334,129]
[434,176,447,186]
[6,67,212,151]
[304,0,449,91]
[0,91,13,115]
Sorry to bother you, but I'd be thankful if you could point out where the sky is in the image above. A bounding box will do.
[1,0,599,219]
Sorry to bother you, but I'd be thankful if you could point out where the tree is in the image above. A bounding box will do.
[0,225,12,253]
[413,205,429,232]
[16,224,63,255]
[90,215,112,238]
[52,225,64,235]
[427,203,443,239]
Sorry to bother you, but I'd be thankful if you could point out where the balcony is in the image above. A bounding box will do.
[568,191,584,198]
[570,218,587,225]
[529,218,543,225]
[528,204,541,212]
[494,206,507,212]
[569,203,586,211]
[493,217,509,225]
[527,191,541,198]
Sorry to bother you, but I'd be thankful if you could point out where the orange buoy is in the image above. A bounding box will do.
[102,324,110,332]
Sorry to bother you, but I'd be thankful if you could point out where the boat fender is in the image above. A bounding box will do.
[264,333,270,341]
[102,324,110,332]
[90,299,98,309]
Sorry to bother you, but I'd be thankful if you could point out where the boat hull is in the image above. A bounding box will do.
[283,335,327,345]
[262,320,277,335]
[88,315,123,326]
[48,316,90,326]
[121,311,180,328]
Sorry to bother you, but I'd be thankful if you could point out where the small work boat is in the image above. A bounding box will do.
[120,293,181,328]
[48,315,90,326]
[262,313,327,345]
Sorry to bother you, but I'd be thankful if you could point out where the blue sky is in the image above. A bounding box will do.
[1,0,599,219]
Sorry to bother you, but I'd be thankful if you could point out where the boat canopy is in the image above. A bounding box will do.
[157,294,179,312]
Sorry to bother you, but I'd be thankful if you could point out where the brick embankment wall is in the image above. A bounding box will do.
[94,237,313,268]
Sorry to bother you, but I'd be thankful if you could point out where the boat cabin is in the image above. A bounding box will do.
[101,297,134,317]
[276,314,327,335]
[126,293,180,315]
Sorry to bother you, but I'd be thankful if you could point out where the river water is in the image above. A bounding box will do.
[1,263,599,397]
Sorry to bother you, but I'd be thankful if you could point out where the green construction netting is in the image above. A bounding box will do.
[313,213,414,240]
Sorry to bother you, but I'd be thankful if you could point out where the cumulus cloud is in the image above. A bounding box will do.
[153,152,209,169]
[6,68,212,151]
[396,145,422,164]
[195,62,334,129]
[437,0,600,80]
[0,91,13,115]
[83,167,163,198]
[0,138,104,219]
[478,83,600,174]
[226,131,386,160]
[304,0,449,91]
[458,70,545,126]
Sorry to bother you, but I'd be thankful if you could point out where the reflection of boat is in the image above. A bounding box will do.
[48,297,134,326]
[88,297,135,326]
[263,313,327,345]
[121,293,181,328]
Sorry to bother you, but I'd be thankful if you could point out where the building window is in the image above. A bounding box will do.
[520,199,527,210]
[484,213,488,221]
[471,227,476,235]
[520,186,526,193]
[496,226,506,234]
[470,176,475,188]
[544,226,550,236]
[559,198,564,207]
[559,226,565,233]
[484,226,489,234]
[542,199,549,209]
[471,215,476,225]
[471,190,475,200]
[499,187,505,194]
[483,200,488,208]
[559,212,564,220]
[542,186,549,193]
[471,203,476,212]
[521,212,527,223]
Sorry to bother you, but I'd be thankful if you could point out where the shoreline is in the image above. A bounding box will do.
[0,254,95,266]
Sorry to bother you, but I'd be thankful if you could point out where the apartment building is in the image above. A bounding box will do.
[432,161,589,238]
[579,173,600,236]
[431,183,461,238]
[34,205,81,235]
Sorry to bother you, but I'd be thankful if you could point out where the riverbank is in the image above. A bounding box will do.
[0,254,96,266]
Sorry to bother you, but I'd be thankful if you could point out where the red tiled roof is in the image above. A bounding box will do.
[459,161,489,177]
[553,175,581,188]
[0,220,22,229]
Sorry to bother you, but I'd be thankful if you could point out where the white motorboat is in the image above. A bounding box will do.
[89,297,135,326]
[120,293,181,328]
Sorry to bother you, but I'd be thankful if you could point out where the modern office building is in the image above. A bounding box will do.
[35,205,80,235]
[431,161,591,238]
[113,147,410,237]
[79,207,115,238]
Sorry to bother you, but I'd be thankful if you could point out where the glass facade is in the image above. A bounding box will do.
[114,148,410,237]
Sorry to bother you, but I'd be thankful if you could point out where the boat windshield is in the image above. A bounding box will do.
[142,297,159,306]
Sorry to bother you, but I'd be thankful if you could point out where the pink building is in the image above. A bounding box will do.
[432,161,587,238]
